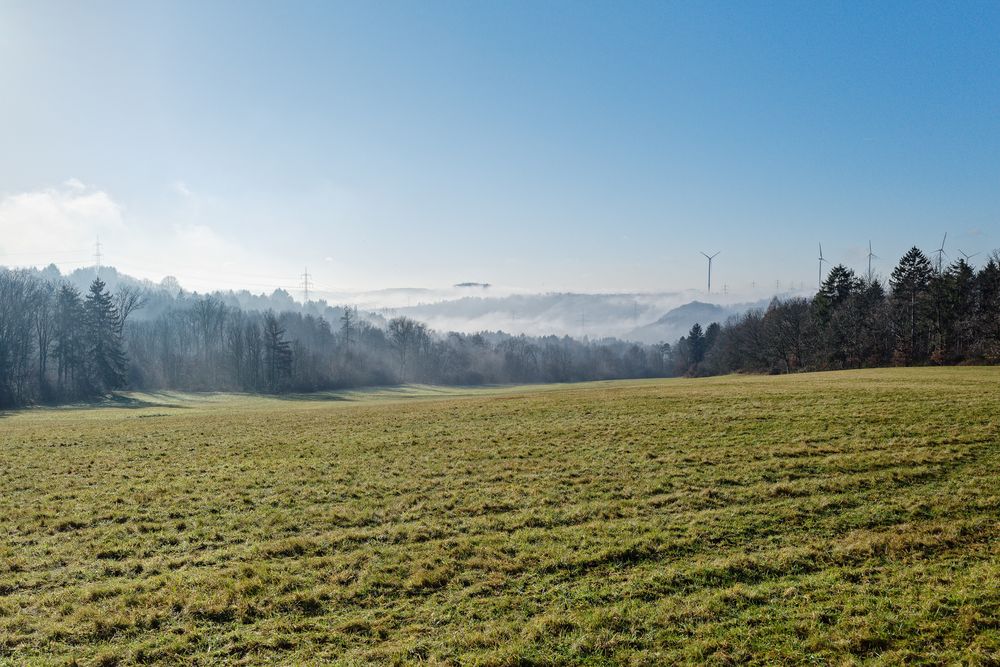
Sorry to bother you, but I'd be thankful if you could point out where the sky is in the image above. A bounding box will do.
[1,0,998,298]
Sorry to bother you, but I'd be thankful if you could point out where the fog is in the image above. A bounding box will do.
[8,263,815,344]
[303,285,816,341]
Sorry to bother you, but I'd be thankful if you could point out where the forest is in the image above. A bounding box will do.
[672,247,1000,376]
[0,272,668,408]
[2,245,999,408]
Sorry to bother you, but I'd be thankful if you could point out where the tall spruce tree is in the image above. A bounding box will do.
[819,265,861,307]
[889,247,934,363]
[688,323,706,366]
[263,312,292,391]
[53,284,86,396]
[941,259,978,360]
[84,278,127,391]
[976,256,1000,359]
[340,306,356,361]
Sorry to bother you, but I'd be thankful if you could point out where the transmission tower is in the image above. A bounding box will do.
[94,236,103,276]
[301,267,312,302]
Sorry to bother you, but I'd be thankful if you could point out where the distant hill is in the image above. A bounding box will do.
[626,300,765,344]
[396,291,691,339]
[5,263,804,343]
[397,293,791,342]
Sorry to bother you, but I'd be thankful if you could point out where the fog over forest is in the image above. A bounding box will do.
[19,262,790,341]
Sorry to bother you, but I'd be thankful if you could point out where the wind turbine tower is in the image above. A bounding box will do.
[700,251,720,293]
[817,243,828,289]
[867,241,878,282]
[933,233,948,272]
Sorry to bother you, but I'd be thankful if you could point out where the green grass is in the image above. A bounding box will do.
[1,368,998,665]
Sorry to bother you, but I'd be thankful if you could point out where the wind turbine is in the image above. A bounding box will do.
[933,233,948,272]
[958,249,980,265]
[700,251,720,293]
[866,241,878,281]
[818,243,828,289]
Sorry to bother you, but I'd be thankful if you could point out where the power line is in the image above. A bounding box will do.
[0,258,93,269]
[108,259,299,287]
[0,248,91,258]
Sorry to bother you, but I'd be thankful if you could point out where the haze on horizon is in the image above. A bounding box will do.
[1,1,998,296]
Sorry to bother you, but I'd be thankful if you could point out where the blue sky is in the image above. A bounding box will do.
[1,0,997,295]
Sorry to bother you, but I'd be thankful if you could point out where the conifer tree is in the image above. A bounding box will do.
[84,278,127,391]
[263,312,292,391]
[53,284,86,396]
[890,247,933,363]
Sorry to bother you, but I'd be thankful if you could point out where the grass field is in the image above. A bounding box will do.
[1,368,998,665]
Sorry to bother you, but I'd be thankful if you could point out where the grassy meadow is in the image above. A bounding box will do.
[0,368,998,665]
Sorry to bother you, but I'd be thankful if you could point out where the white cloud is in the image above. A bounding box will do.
[0,181,125,263]
[0,181,250,290]
[171,181,194,199]
[170,221,240,269]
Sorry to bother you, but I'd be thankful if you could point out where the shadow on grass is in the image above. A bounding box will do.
[268,384,503,403]
[271,393,352,402]
[0,383,522,417]
[99,394,189,410]
[268,386,432,402]
[0,393,188,418]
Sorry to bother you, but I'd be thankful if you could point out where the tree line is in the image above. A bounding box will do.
[0,275,144,407]
[0,270,670,408]
[668,247,1000,376]
[4,245,997,408]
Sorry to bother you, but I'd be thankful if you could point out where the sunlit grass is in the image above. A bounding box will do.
[1,368,998,665]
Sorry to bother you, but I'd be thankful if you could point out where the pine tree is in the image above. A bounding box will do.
[340,306,356,360]
[976,256,1000,360]
[819,265,861,307]
[84,278,127,392]
[688,323,706,366]
[263,312,292,391]
[889,247,933,363]
[53,284,86,396]
[942,259,977,359]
